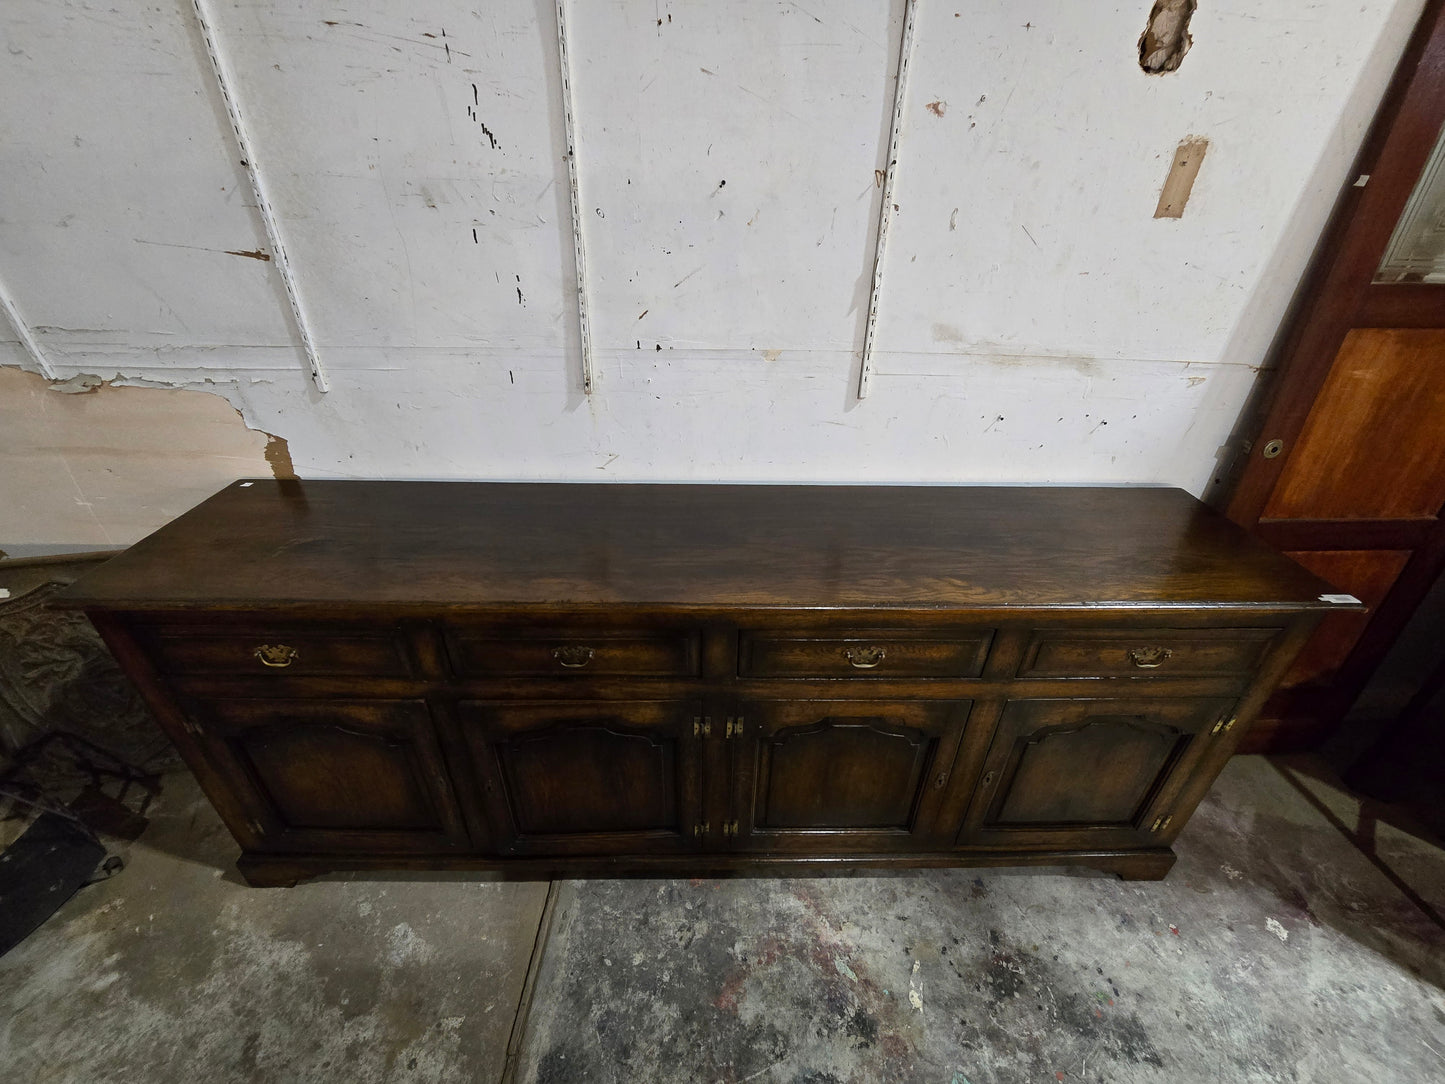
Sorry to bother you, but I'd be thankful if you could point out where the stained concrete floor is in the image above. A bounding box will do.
[2,756,1442,1084]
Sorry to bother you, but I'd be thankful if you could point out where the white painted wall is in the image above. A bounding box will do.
[0,1,1428,545]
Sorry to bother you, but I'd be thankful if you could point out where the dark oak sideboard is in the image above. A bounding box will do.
[57,481,1350,886]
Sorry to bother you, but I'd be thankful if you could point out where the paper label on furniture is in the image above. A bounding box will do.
[1319,593,1362,604]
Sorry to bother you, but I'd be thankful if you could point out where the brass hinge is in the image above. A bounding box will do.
[721,820,739,838]
[726,716,745,738]
[245,817,264,836]
[1210,715,1237,736]
[181,716,202,736]
[694,717,711,738]
[1150,815,1173,834]
[694,821,710,839]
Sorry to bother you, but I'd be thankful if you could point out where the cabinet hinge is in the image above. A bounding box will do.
[721,820,739,838]
[726,716,745,738]
[181,716,202,736]
[694,821,710,839]
[1150,815,1173,834]
[1210,715,1238,736]
[694,717,711,738]
[245,817,264,836]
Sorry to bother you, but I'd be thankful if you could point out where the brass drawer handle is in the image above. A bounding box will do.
[1127,646,1173,669]
[553,645,595,668]
[254,644,298,668]
[843,646,886,669]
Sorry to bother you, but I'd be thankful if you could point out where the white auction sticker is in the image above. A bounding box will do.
[1319,593,1362,605]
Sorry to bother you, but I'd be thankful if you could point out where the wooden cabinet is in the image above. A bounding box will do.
[59,480,1341,885]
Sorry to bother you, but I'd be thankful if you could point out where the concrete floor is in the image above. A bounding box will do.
[2,756,1442,1084]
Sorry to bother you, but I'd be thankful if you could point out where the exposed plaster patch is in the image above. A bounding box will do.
[15,362,294,483]
[49,373,105,394]
[98,371,293,481]
[0,365,278,547]
[1139,0,1196,74]
[263,432,296,479]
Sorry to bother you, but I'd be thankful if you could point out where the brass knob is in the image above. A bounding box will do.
[1127,646,1173,669]
[843,646,886,669]
[254,644,298,668]
[553,645,595,668]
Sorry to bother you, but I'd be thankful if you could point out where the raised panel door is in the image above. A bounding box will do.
[729,700,970,853]
[457,699,703,856]
[959,697,1235,850]
[182,698,470,854]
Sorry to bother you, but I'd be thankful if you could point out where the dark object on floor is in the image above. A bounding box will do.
[1349,650,1445,838]
[1,731,160,841]
[0,567,177,771]
[0,812,108,956]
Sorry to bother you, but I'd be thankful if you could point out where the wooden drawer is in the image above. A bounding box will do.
[739,629,993,678]
[444,627,701,678]
[133,623,415,677]
[1016,628,1280,678]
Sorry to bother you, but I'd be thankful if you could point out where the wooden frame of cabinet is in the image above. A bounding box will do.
[60,481,1340,886]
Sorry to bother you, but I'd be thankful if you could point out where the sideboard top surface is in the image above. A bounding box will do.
[58,480,1341,612]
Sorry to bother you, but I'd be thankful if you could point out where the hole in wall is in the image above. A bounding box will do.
[1139,0,1197,74]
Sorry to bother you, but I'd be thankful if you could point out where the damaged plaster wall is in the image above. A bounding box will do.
[0,1,1429,547]
[0,367,276,553]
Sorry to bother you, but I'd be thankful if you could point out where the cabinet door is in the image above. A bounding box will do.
[183,698,470,854]
[959,697,1235,850]
[457,700,703,856]
[730,700,970,853]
